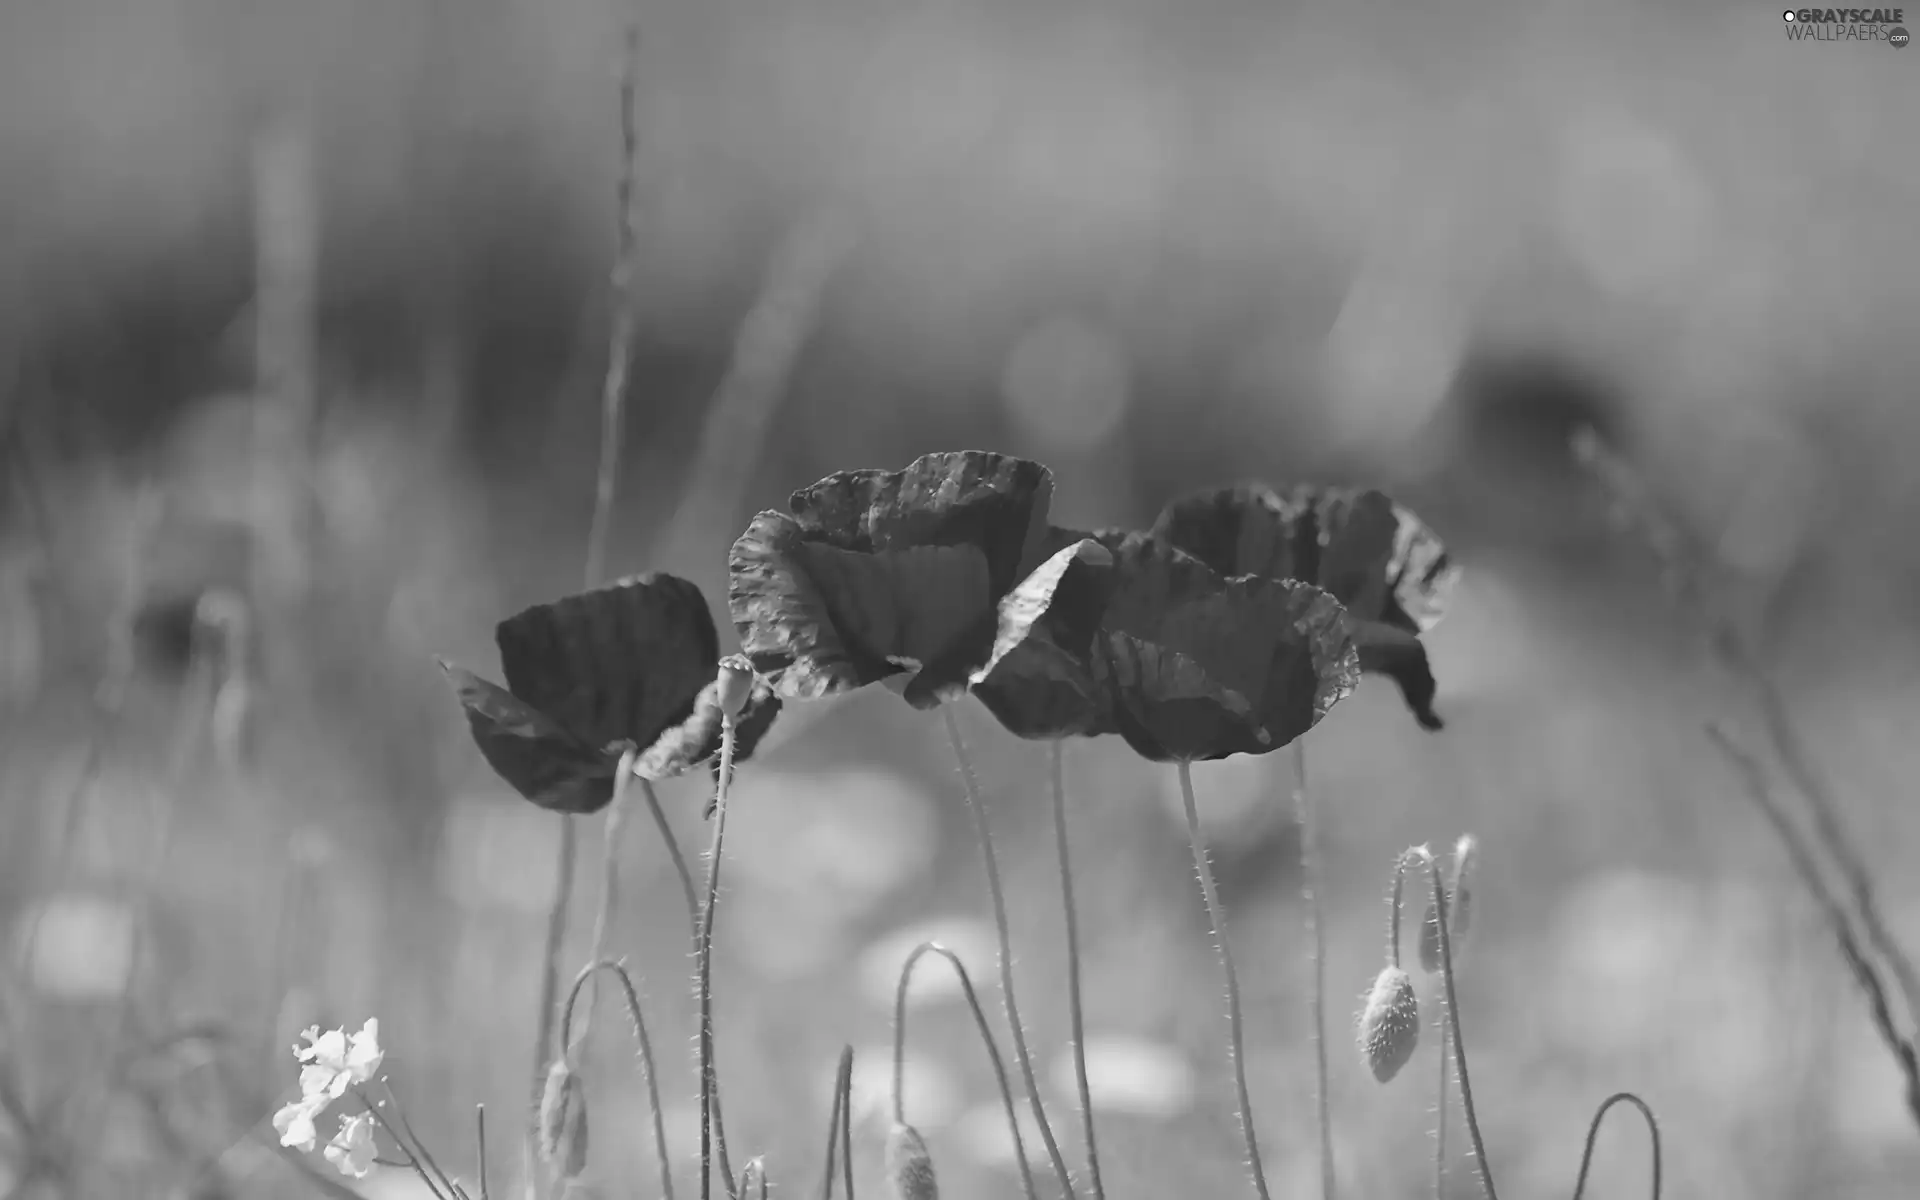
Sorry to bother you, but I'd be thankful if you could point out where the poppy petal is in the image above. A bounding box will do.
[494,574,720,752]
[966,537,1118,739]
[1352,621,1443,731]
[787,451,1056,600]
[439,661,621,813]
[1095,542,1359,760]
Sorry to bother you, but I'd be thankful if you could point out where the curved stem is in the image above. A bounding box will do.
[1049,740,1104,1200]
[559,959,676,1200]
[1176,761,1272,1200]
[1411,848,1497,1200]
[1291,742,1334,1200]
[1570,1092,1662,1200]
[698,719,741,1200]
[572,748,639,1052]
[893,942,1041,1200]
[940,705,1076,1200]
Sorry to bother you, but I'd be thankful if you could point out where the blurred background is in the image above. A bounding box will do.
[1,0,1918,1195]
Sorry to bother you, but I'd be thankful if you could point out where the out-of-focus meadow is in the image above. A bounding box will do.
[2,0,1918,1196]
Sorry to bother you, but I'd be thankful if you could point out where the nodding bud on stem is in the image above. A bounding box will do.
[538,1059,590,1180]
[885,1122,939,1200]
[1357,966,1421,1083]
[1418,833,1480,974]
[716,654,755,724]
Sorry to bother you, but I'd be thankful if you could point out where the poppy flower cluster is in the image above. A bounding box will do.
[442,451,1456,810]
[729,450,1456,762]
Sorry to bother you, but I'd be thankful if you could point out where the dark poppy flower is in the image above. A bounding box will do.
[1150,484,1459,729]
[728,451,1063,705]
[970,533,1360,759]
[441,573,781,814]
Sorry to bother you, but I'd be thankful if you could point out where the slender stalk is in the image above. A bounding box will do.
[698,718,741,1200]
[636,773,736,1175]
[892,942,1040,1200]
[1175,761,1271,1200]
[816,1047,850,1200]
[571,748,639,1052]
[477,1105,489,1200]
[940,705,1076,1200]
[1409,847,1496,1200]
[1570,1092,1662,1200]
[1049,740,1104,1200]
[1290,742,1334,1200]
[354,1085,454,1200]
[558,960,676,1200]
[839,1047,855,1200]
[380,1078,462,1200]
[1706,722,1920,1123]
[1433,1014,1450,1198]
[528,24,644,1198]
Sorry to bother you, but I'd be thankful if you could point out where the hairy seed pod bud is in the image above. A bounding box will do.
[716,655,756,724]
[538,1059,590,1179]
[1357,966,1421,1083]
[885,1122,939,1200]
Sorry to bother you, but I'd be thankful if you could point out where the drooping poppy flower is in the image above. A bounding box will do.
[727,451,1064,706]
[970,532,1361,760]
[441,573,781,813]
[1150,484,1458,729]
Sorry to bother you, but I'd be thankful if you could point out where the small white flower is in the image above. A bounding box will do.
[293,1019,385,1102]
[273,1095,327,1152]
[324,1111,378,1179]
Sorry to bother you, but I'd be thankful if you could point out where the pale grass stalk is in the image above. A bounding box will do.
[527,22,645,1199]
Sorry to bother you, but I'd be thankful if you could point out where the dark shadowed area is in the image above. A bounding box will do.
[1,0,1917,1197]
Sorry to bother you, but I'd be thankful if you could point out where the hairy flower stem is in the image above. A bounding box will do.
[1571,1092,1662,1200]
[1403,847,1497,1200]
[1175,761,1272,1200]
[1050,741,1105,1200]
[528,24,644,1199]
[697,718,741,1200]
[559,959,676,1200]
[941,705,1076,1200]
[476,1105,490,1200]
[1434,1015,1450,1198]
[893,942,1041,1200]
[1291,742,1334,1200]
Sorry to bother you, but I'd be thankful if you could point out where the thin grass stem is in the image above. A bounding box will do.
[940,705,1076,1200]
[1175,761,1271,1200]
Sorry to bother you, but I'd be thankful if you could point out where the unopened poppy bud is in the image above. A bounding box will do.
[538,1059,589,1179]
[716,655,755,724]
[1357,966,1420,1083]
[885,1122,939,1200]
